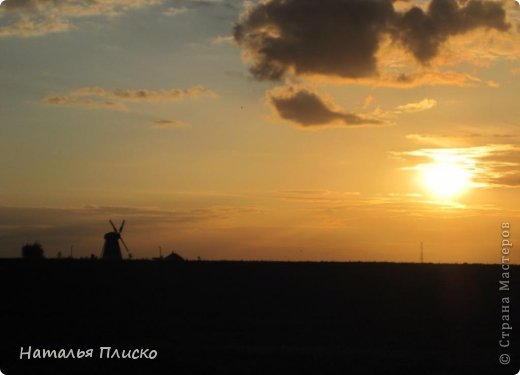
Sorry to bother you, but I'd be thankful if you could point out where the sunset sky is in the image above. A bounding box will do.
[0,0,519,263]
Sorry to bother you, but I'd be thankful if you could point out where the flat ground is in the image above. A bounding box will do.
[0,260,518,374]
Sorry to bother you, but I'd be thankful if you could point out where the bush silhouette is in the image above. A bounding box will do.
[21,242,45,259]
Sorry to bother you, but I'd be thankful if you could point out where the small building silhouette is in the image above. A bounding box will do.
[165,251,185,262]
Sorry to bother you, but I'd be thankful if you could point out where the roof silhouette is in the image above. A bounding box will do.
[165,251,185,262]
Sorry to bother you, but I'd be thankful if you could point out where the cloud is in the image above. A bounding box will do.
[0,13,70,37]
[189,0,237,9]
[0,0,163,37]
[73,85,216,101]
[234,0,394,80]
[406,133,481,147]
[396,144,520,188]
[163,6,189,16]
[0,204,231,257]
[486,80,500,88]
[268,86,383,128]
[363,95,374,109]
[2,0,163,14]
[233,0,510,83]
[0,205,222,229]
[304,67,484,88]
[394,98,437,113]
[370,97,438,121]
[489,174,520,187]
[405,131,518,147]
[211,35,234,45]
[150,119,187,128]
[43,95,128,111]
[43,85,216,110]
[394,0,509,62]
[272,189,360,203]
[378,69,483,87]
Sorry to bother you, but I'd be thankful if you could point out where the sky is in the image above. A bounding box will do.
[0,0,519,263]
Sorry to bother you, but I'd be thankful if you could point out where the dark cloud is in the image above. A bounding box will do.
[233,0,509,81]
[234,0,394,80]
[268,87,382,127]
[395,0,509,61]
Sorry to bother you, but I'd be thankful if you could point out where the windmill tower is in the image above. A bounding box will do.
[101,220,131,260]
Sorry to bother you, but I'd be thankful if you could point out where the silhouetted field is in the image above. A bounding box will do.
[0,260,518,374]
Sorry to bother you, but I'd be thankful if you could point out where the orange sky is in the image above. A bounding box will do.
[0,0,519,263]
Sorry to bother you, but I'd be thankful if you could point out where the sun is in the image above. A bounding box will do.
[421,162,472,198]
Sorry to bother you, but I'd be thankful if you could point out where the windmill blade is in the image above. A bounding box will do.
[119,220,126,233]
[109,219,118,232]
[120,236,130,254]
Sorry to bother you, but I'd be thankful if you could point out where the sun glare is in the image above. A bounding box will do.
[421,162,472,198]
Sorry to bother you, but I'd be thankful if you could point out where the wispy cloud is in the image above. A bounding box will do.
[163,6,189,16]
[211,35,234,45]
[405,132,517,147]
[150,119,187,129]
[0,0,164,38]
[396,144,520,188]
[272,190,360,203]
[43,85,216,111]
[43,95,128,111]
[394,98,437,114]
[0,12,70,37]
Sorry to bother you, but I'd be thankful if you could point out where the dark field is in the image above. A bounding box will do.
[0,260,518,375]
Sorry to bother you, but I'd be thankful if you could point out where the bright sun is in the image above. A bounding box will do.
[421,162,472,198]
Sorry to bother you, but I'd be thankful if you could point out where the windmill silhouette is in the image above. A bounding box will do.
[101,220,131,260]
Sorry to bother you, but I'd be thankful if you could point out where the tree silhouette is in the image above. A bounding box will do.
[21,242,45,259]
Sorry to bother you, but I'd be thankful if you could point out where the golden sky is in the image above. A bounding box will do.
[0,0,519,263]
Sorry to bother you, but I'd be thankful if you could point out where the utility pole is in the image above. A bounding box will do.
[420,242,424,264]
